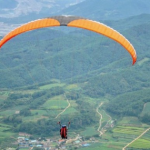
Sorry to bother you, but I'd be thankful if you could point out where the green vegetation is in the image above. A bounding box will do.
[42,96,67,109]
[0,123,16,143]
[118,117,143,127]
[81,126,98,137]
[0,12,150,150]
[0,82,99,142]
[129,138,150,149]
[77,142,122,150]
[39,82,66,90]
[113,126,144,135]
[141,102,150,115]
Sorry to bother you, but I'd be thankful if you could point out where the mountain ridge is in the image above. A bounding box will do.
[58,0,150,20]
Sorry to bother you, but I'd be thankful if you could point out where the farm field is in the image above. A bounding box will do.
[77,142,123,150]
[129,138,150,149]
[127,129,150,149]
[0,123,16,142]
[113,126,145,135]
[118,117,143,126]
[0,105,26,117]
[39,82,66,90]
[80,126,98,137]
[42,95,68,109]
[0,82,149,150]
[65,84,80,90]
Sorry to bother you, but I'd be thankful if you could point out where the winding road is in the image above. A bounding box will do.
[55,94,70,119]
[96,102,103,136]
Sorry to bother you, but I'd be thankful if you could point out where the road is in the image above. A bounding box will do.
[55,94,70,119]
[96,102,103,136]
[66,134,80,144]
[122,127,150,150]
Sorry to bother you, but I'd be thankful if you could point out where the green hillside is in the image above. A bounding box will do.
[1,15,150,89]
[0,14,150,150]
[0,27,127,88]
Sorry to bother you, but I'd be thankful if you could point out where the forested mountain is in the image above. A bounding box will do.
[0,13,150,125]
[58,0,150,20]
[0,1,150,149]
[0,14,149,89]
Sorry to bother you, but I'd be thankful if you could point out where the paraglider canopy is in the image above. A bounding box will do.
[0,15,137,65]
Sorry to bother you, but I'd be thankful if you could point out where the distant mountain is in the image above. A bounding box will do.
[0,0,84,35]
[1,0,150,22]
[1,0,150,36]
[58,0,150,20]
[0,0,84,19]
[103,14,150,31]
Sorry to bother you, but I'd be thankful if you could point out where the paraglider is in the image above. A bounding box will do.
[58,121,70,139]
[0,15,137,64]
[0,15,137,141]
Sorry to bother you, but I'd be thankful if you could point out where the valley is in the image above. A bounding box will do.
[0,1,150,150]
[0,81,150,150]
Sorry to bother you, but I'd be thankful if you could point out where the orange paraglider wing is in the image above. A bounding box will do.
[0,16,137,64]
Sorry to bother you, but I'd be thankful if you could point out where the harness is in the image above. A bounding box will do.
[61,126,67,138]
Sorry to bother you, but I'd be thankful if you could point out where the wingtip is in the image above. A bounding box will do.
[132,58,137,65]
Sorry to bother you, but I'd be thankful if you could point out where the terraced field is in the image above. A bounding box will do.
[113,126,145,135]
[0,123,16,142]
[127,129,150,149]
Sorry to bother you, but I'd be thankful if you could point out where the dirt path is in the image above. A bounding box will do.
[66,134,80,144]
[96,102,103,136]
[55,94,70,119]
[122,127,150,150]
[143,102,147,108]
[105,110,112,121]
